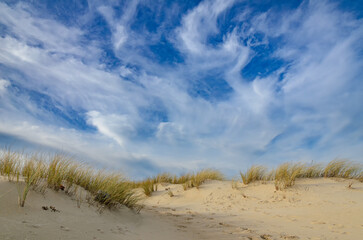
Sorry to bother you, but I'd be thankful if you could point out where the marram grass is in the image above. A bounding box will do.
[0,150,141,210]
[1,149,362,206]
[240,165,266,185]
[240,159,362,190]
[136,168,224,196]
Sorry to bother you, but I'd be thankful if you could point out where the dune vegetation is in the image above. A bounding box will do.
[1,149,362,209]
[0,149,141,210]
[0,149,224,207]
[134,169,224,196]
[240,160,363,190]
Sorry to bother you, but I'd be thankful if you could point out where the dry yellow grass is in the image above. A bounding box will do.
[0,149,141,210]
[139,178,156,197]
[324,159,361,178]
[274,163,304,190]
[0,150,21,181]
[137,169,224,195]
[191,169,224,189]
[240,165,266,185]
[2,149,362,205]
[240,160,362,190]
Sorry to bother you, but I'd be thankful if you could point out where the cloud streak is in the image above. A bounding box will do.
[0,0,362,178]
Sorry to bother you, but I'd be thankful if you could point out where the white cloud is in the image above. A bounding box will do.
[97,1,140,52]
[176,0,235,54]
[0,0,362,178]
[0,79,10,93]
[86,111,136,147]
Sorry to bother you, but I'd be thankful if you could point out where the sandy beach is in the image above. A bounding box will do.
[1,176,362,240]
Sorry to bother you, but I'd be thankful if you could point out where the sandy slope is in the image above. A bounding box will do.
[143,178,363,240]
[0,177,198,240]
[1,177,362,240]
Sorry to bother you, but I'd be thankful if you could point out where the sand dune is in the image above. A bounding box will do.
[1,176,362,239]
[0,177,197,240]
[143,178,363,240]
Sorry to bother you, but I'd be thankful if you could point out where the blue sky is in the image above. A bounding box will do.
[0,0,362,179]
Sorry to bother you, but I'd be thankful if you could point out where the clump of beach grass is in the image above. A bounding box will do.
[179,169,224,190]
[192,169,224,189]
[140,178,157,197]
[0,149,141,210]
[138,169,224,193]
[239,160,362,190]
[137,169,224,193]
[0,149,22,181]
[323,159,361,178]
[153,173,174,184]
[16,155,46,207]
[240,165,266,185]
[274,163,304,190]
[177,173,192,184]
[299,163,323,178]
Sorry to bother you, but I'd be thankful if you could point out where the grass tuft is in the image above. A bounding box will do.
[0,149,21,181]
[140,179,157,197]
[239,160,362,190]
[0,149,141,210]
[274,163,304,190]
[240,165,266,185]
[324,159,361,178]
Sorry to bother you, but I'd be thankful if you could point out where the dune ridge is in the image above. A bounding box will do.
[1,149,363,239]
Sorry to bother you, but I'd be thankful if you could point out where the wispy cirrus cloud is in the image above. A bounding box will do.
[0,0,362,179]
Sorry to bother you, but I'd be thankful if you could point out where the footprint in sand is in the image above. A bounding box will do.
[29,224,41,229]
[288,217,298,222]
[177,225,187,232]
[110,226,127,234]
[233,227,253,234]
[330,223,345,229]
[60,226,70,231]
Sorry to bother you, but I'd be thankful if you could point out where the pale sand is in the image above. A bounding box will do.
[1,177,362,240]
[143,178,363,240]
[0,177,198,240]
